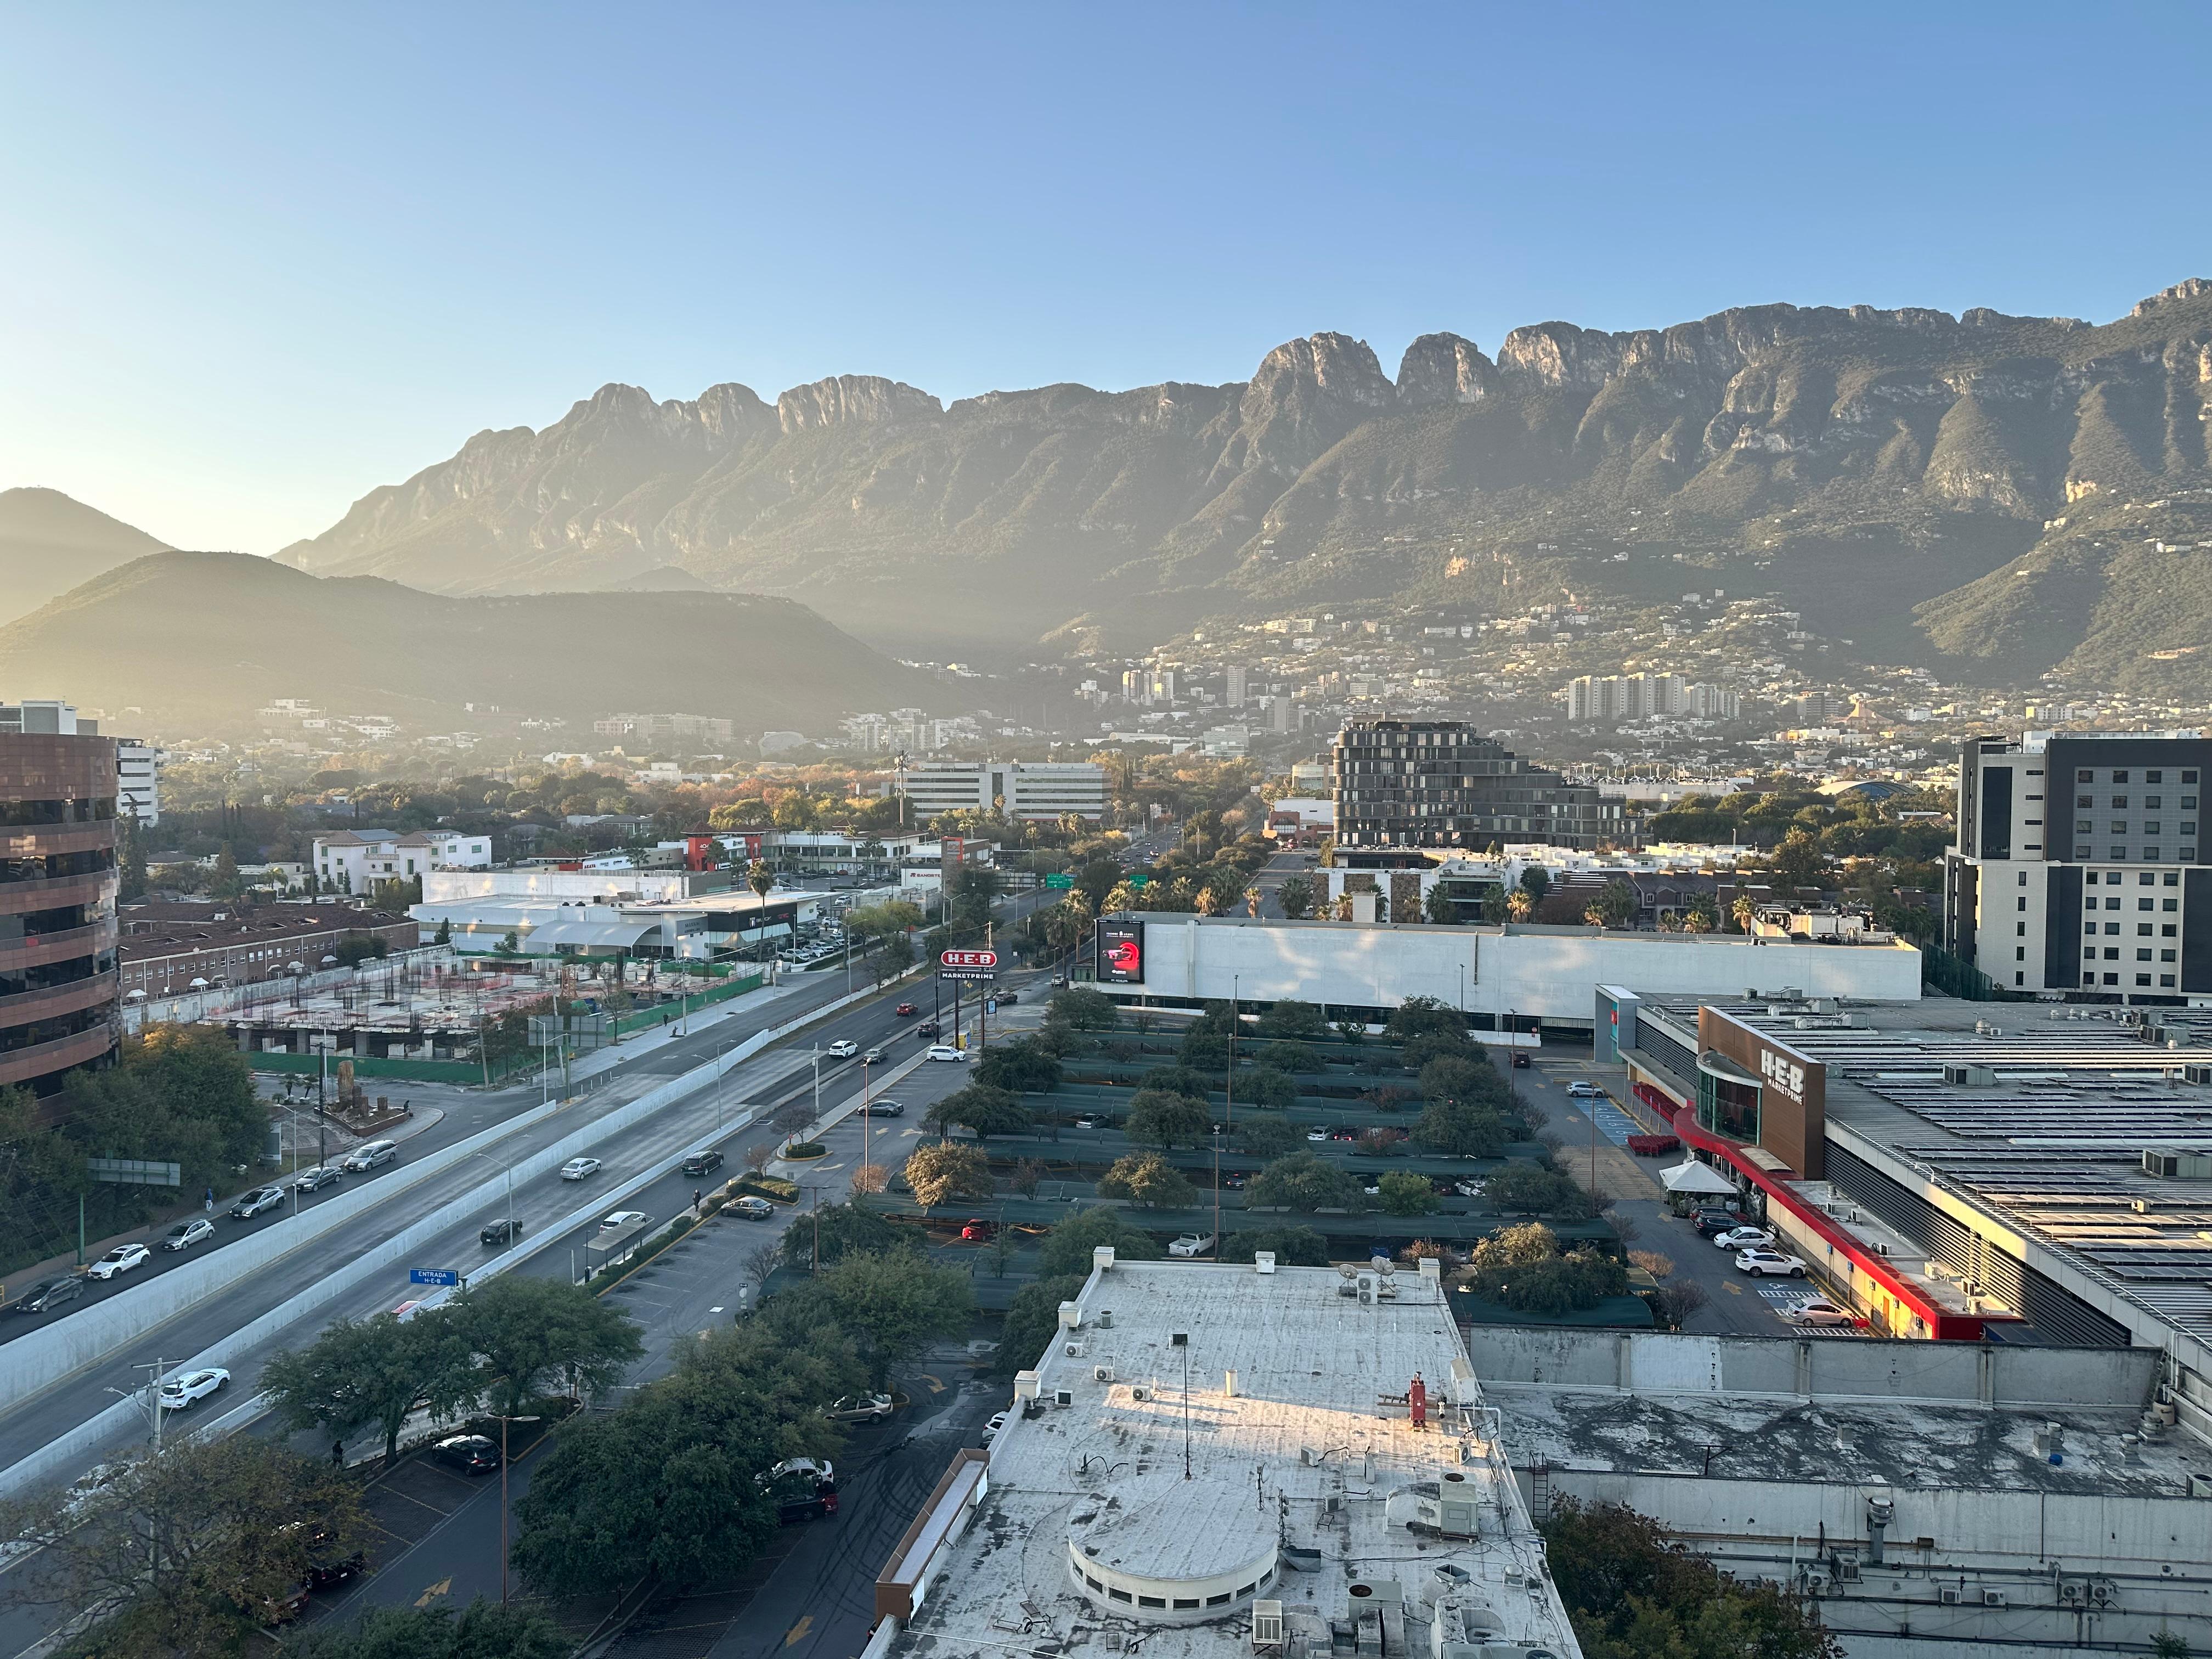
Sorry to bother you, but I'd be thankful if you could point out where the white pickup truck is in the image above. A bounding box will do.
[1167,1233,1216,1258]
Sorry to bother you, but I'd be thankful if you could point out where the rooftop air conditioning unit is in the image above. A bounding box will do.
[2059,1579,2086,1606]
[1937,1587,1963,1606]
[1982,1589,2007,1608]
[1094,1364,1116,1383]
[2143,1147,2212,1179]
[2186,1064,2212,1086]
[1065,1341,1087,1358]
[1054,1389,1075,1407]
[1942,1063,1996,1086]
[1252,1601,1285,1649]
[1131,1385,1152,1402]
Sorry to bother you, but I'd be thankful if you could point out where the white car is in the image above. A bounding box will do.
[599,1210,651,1233]
[1713,1226,1777,1252]
[926,1045,964,1062]
[1735,1248,1808,1278]
[157,1367,229,1410]
[826,1040,859,1059]
[559,1157,602,1182]
[340,1140,398,1172]
[1788,1297,1858,1328]
[1566,1081,1602,1099]
[981,1410,1008,1445]
[1167,1233,1216,1258]
[87,1243,151,1280]
[160,1218,215,1252]
[823,1392,895,1422]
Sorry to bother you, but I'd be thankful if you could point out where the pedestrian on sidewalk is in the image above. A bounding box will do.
[692,1187,702,1215]
[331,1439,344,1467]
[203,1185,215,1213]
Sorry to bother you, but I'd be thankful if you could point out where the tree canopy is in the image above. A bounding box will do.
[1247,1152,1365,1212]
[923,1082,1033,1141]
[1098,1151,1198,1208]
[1037,1207,1165,1277]
[902,1142,993,1207]
[1123,1087,1213,1149]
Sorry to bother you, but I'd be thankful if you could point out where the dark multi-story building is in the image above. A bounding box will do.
[1331,719,1626,851]
[1,726,120,1097]
[117,902,419,1001]
[1944,730,2212,1002]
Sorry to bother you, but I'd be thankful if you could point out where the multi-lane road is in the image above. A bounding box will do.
[0,895,1052,1659]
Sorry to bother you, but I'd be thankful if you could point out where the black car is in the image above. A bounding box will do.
[867,1100,905,1118]
[777,1487,837,1523]
[480,1218,522,1246]
[1691,1207,1741,1237]
[430,1434,500,1474]
[14,1276,85,1314]
[1511,1052,1531,1069]
[915,1021,941,1040]
[681,1149,725,1177]
[994,990,1019,1006]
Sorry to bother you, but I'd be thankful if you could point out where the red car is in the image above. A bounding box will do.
[960,1218,994,1242]
[895,1002,918,1016]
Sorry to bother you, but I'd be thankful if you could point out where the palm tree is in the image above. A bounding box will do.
[746,859,774,902]
[1506,889,1534,922]
[1731,894,1757,934]
[1244,884,1264,918]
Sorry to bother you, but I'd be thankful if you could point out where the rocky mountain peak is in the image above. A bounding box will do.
[1243,334,1395,416]
[2134,277,2212,317]
[775,375,943,435]
[1395,332,1498,407]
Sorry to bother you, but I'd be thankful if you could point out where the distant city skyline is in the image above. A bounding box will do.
[4,1,2208,555]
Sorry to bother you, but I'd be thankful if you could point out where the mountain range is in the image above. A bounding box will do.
[270,279,2212,687]
[0,487,173,624]
[0,552,935,731]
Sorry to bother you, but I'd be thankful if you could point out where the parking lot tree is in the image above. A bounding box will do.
[1413,1098,1509,1159]
[1048,986,1120,1030]
[1246,1152,1366,1212]
[263,1307,480,1466]
[451,1274,644,1417]
[902,1142,993,1207]
[794,1200,918,1270]
[288,1601,576,1659]
[1124,1087,1212,1149]
[780,1249,977,1390]
[1243,1066,1299,1111]
[923,1082,1032,1141]
[1235,1115,1304,1160]
[1218,1225,1331,1266]
[1038,1206,1165,1277]
[1000,1273,1089,1374]
[1258,1039,1317,1074]
[1378,1171,1439,1216]
[1178,1027,1229,1070]
[975,1039,1062,1094]
[1419,1054,1506,1108]
[1254,999,1325,1041]
[0,1436,365,1659]
[1098,1152,1198,1208]
[1483,1163,1589,1217]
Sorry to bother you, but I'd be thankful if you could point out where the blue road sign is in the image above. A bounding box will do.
[408,1268,459,1288]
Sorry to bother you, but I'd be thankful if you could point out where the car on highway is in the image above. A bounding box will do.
[681,1149,725,1176]
[826,1040,859,1059]
[559,1157,602,1181]
[731,1195,776,1218]
[1327,1127,1361,1142]
[158,1367,229,1410]
[1221,1171,1249,1189]
[867,1099,904,1117]
[87,1243,151,1280]
[431,1434,501,1474]
[1566,1081,1602,1099]
[1073,1113,1103,1129]
[294,1165,343,1193]
[1511,1052,1531,1068]
[822,1392,894,1423]
[479,1218,522,1246]
[894,1002,918,1016]
[230,1184,287,1219]
[1167,1233,1215,1258]
[1787,1297,1859,1328]
[599,1210,651,1233]
[861,1046,886,1064]
[1713,1226,1777,1252]
[915,1020,941,1040]
[339,1140,398,1172]
[926,1044,963,1062]
[14,1276,86,1314]
[1307,1125,1329,1142]
[160,1218,215,1252]
[1734,1248,1808,1278]
[995,990,1019,1006]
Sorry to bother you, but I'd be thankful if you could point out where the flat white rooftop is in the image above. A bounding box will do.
[895,1260,1583,1659]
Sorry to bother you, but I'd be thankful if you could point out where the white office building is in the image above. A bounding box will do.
[314,829,495,893]
[115,738,161,825]
[904,760,1108,822]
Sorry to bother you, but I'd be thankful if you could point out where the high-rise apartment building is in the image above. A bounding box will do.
[1944,730,2212,1000]
[115,738,161,825]
[0,722,120,1098]
[1224,665,1246,708]
[904,760,1109,822]
[1333,720,1625,850]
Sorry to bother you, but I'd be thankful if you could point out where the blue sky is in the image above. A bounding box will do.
[4,2,2209,554]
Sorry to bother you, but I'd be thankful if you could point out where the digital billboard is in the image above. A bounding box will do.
[1098,919,1146,983]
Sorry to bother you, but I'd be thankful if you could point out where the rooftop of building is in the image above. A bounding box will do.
[894,1259,1581,1659]
[117,902,412,960]
[1633,990,2212,1348]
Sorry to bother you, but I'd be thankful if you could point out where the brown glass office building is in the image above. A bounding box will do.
[1,732,120,1096]
[1333,719,1624,850]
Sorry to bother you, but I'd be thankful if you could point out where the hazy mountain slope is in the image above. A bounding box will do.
[0,488,172,623]
[280,280,2212,677]
[0,552,935,730]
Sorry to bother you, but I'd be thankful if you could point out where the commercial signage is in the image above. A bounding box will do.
[1126,872,1149,887]
[408,1268,459,1288]
[1043,873,1074,889]
[939,946,998,983]
[1098,919,1146,983]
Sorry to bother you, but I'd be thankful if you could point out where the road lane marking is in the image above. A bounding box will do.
[922,1373,946,1393]
[784,1616,814,1646]
[1723,1283,1742,1295]
[415,1577,452,1607]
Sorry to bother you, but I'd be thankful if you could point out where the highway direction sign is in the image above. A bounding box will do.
[408,1268,459,1288]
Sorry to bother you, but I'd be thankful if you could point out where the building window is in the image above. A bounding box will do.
[2016,947,2026,961]
[2017,922,2027,936]
[2106,973,2120,985]
[2017,897,2028,911]
[2017,871,2029,887]
[1138,1597,1166,1609]
[1108,1588,1132,1604]
[2163,949,2177,962]
[2138,949,2153,961]
[2108,897,2123,910]
[1173,1599,1201,1610]
[2015,972,2025,985]
[2145,848,2162,861]
[1207,1593,1233,1607]
[2162,974,2177,988]
[2106,947,2121,959]
[2137,974,2153,987]
[2112,848,2128,860]
[2107,922,2121,934]
[2114,771,2131,783]
[2186,772,2199,785]
[2078,770,2094,782]
[2186,849,2199,862]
